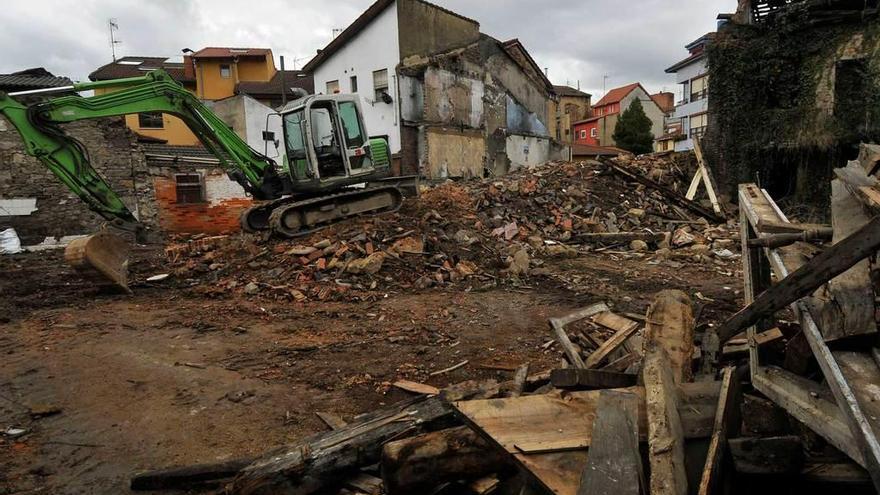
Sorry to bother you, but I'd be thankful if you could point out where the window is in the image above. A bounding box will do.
[690,75,708,102]
[326,80,340,94]
[350,75,358,93]
[175,174,205,204]
[220,64,232,79]
[338,101,365,148]
[579,130,587,139]
[138,112,164,129]
[590,128,598,138]
[689,113,708,139]
[373,69,389,101]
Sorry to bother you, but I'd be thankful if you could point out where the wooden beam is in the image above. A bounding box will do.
[576,391,644,495]
[550,368,637,390]
[585,312,640,368]
[644,290,695,383]
[644,348,688,495]
[698,367,742,495]
[715,213,880,344]
[605,160,724,223]
[131,458,253,491]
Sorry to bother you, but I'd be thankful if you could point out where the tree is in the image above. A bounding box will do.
[612,99,654,155]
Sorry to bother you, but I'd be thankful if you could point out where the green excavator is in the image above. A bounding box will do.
[0,69,410,290]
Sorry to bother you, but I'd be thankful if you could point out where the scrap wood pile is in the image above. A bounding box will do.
[162,152,735,303]
[128,289,730,495]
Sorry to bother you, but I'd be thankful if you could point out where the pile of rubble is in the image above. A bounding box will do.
[163,154,736,302]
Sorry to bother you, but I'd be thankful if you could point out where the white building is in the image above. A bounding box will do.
[665,33,714,151]
[302,0,560,178]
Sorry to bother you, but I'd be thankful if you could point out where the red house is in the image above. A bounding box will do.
[573,82,664,148]
[573,116,601,146]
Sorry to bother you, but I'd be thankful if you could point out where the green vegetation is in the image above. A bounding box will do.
[613,99,654,155]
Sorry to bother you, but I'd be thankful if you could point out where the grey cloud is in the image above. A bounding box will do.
[1,0,732,96]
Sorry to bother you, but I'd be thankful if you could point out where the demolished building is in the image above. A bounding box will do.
[704,0,880,204]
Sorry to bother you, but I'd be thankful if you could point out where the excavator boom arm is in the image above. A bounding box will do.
[0,70,282,231]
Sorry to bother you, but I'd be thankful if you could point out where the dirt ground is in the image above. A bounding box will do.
[0,244,741,494]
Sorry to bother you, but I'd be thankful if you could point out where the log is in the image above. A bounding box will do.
[550,368,637,390]
[747,230,832,248]
[232,396,453,495]
[576,391,644,495]
[644,290,695,383]
[715,214,880,344]
[380,426,509,494]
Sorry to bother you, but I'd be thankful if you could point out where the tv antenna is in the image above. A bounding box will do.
[108,18,122,61]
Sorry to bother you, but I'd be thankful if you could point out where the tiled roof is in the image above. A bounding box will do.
[553,85,591,98]
[0,68,72,90]
[192,47,272,59]
[573,116,601,125]
[303,0,478,73]
[237,70,314,98]
[592,82,642,108]
[89,56,193,82]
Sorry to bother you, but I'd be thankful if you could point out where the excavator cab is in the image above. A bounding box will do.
[279,94,392,192]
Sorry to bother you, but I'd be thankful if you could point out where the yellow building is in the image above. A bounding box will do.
[89,48,314,146]
[548,85,592,144]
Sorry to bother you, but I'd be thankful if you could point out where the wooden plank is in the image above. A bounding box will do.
[585,312,640,368]
[576,391,644,495]
[692,139,723,215]
[752,366,864,466]
[600,352,638,372]
[756,219,833,234]
[131,458,253,491]
[345,473,383,495]
[315,411,347,431]
[728,436,803,474]
[549,303,609,369]
[715,213,880,344]
[393,380,440,395]
[468,475,501,494]
[550,368,637,390]
[644,348,688,495]
[722,327,783,356]
[698,367,742,495]
[685,168,703,201]
[454,382,721,495]
[644,290,695,383]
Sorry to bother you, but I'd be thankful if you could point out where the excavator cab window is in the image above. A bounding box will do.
[338,101,368,170]
[283,109,309,179]
[309,102,345,178]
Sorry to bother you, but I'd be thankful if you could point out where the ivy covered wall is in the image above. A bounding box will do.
[705,9,880,208]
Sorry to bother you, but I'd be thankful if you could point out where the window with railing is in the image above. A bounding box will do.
[690,75,708,102]
[689,113,708,139]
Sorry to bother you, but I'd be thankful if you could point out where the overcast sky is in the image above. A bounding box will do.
[1,0,733,99]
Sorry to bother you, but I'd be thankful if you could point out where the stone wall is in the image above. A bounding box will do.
[0,116,158,244]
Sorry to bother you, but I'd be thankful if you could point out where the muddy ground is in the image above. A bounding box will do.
[0,244,741,494]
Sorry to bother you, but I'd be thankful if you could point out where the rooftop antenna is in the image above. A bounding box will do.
[108,18,121,61]
[332,28,343,39]
[577,79,580,90]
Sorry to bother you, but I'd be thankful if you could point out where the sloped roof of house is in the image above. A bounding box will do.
[501,38,554,93]
[191,47,272,59]
[651,92,675,113]
[89,56,193,82]
[553,85,591,98]
[0,68,72,90]
[302,0,479,73]
[592,82,644,108]
[236,70,315,98]
[666,33,715,73]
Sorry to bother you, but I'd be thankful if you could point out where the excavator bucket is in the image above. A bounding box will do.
[64,231,131,293]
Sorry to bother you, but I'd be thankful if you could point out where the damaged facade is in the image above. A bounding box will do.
[704,0,880,203]
[304,0,563,180]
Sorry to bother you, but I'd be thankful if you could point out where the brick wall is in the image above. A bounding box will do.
[150,166,252,234]
[0,116,159,245]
